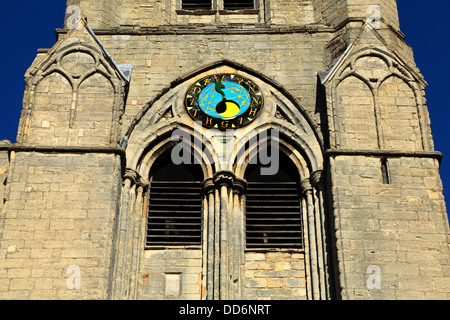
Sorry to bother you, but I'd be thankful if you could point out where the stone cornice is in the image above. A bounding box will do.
[6,144,125,156]
[56,24,334,37]
[325,148,443,164]
[54,18,405,40]
[4,144,127,174]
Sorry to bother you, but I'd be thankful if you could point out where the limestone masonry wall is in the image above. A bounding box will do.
[0,152,122,299]
[330,155,450,299]
[0,0,447,300]
[244,251,307,300]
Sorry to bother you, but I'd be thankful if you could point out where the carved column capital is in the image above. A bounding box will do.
[301,179,313,196]
[124,168,138,185]
[213,170,235,188]
[136,177,150,191]
[124,169,150,192]
[310,170,325,189]
[202,178,215,195]
[233,178,248,195]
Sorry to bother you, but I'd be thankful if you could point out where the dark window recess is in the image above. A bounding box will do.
[181,0,212,10]
[146,151,203,247]
[246,182,303,249]
[223,0,254,10]
[147,181,203,246]
[245,151,303,249]
[381,158,390,184]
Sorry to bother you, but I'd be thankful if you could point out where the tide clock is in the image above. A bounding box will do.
[184,74,264,130]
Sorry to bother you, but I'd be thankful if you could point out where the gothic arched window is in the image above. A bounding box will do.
[146,148,204,247]
[245,151,303,249]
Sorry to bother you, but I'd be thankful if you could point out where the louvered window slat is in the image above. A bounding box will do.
[146,181,203,247]
[245,182,303,249]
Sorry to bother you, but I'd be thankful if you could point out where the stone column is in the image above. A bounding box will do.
[110,170,135,300]
[128,178,149,300]
[301,196,313,299]
[202,178,215,301]
[214,171,235,300]
[231,178,247,300]
[311,170,329,300]
[109,169,149,300]
[201,172,248,300]
[302,171,330,301]
[301,179,320,300]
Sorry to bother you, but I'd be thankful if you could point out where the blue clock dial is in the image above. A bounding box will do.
[185,74,263,130]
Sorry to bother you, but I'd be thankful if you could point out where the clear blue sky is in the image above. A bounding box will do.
[0,1,449,218]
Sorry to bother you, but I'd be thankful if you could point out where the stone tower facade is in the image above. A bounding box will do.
[0,0,449,300]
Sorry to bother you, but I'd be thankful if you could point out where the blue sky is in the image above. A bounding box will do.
[0,1,449,218]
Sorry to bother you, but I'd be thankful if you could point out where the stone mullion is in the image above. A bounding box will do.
[219,184,229,298]
[230,190,240,300]
[206,182,216,300]
[207,190,215,300]
[312,188,326,299]
[227,186,234,299]
[311,170,329,300]
[132,189,148,300]
[128,185,143,300]
[110,170,135,300]
[231,178,247,300]
[237,191,245,299]
[22,75,44,144]
[120,183,136,299]
[128,178,149,300]
[201,171,236,300]
[301,196,312,299]
[110,170,149,300]
[137,192,149,299]
[372,87,384,149]
[201,192,208,300]
[410,80,430,151]
[202,178,215,301]
[213,187,221,300]
[202,172,245,301]
[316,171,331,300]
[110,80,125,144]
[69,91,78,129]
[302,179,320,300]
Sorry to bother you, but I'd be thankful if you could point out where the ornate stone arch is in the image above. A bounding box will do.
[134,124,217,181]
[125,59,324,176]
[116,61,329,300]
[233,122,320,181]
[324,42,431,151]
[18,28,128,146]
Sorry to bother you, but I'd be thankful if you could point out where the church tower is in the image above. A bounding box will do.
[0,0,449,300]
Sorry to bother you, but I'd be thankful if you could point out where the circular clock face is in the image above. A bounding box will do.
[185,74,263,130]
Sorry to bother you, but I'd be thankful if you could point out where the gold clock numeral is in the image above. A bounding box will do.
[191,87,202,95]
[248,108,258,117]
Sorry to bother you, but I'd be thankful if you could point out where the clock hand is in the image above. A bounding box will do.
[214,77,226,99]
